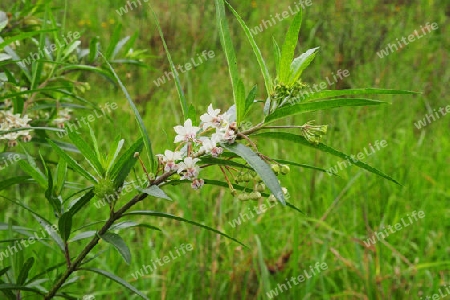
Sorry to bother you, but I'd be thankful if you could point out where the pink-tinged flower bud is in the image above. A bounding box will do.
[191,179,204,190]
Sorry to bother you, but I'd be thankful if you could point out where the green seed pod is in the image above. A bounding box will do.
[249,192,262,200]
[253,174,263,182]
[243,173,252,182]
[271,164,280,175]
[254,183,265,192]
[238,193,250,201]
[281,164,290,175]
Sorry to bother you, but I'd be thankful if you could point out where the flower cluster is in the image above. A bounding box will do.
[157,104,237,190]
[0,109,33,147]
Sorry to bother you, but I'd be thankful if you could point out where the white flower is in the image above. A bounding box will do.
[191,178,204,190]
[0,110,32,142]
[199,134,223,157]
[157,150,183,172]
[200,104,222,130]
[177,157,201,180]
[174,119,200,143]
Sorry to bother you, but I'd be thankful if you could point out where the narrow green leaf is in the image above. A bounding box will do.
[148,4,188,119]
[273,37,281,75]
[17,160,47,189]
[274,158,338,175]
[80,268,148,300]
[222,143,285,204]
[105,24,122,60]
[99,52,156,172]
[109,138,144,189]
[0,284,44,295]
[139,185,171,201]
[44,166,62,213]
[244,85,257,117]
[58,213,72,242]
[279,10,302,83]
[69,231,96,243]
[17,258,34,285]
[101,232,131,265]
[215,0,244,124]
[0,176,31,191]
[54,158,67,195]
[67,189,95,216]
[0,29,57,50]
[89,36,99,63]
[106,137,124,175]
[302,88,420,102]
[67,129,104,176]
[199,157,251,170]
[124,210,246,247]
[255,132,401,185]
[289,47,319,84]
[264,98,387,124]
[33,215,65,251]
[47,139,97,183]
[225,1,273,95]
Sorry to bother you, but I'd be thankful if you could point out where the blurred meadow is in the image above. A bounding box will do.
[1,0,449,299]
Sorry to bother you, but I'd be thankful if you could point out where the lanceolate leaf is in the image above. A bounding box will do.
[139,185,171,201]
[289,47,319,84]
[58,212,72,242]
[17,258,34,285]
[109,138,144,189]
[67,189,95,216]
[67,129,104,177]
[47,139,97,183]
[225,1,273,95]
[273,158,338,175]
[302,88,419,102]
[222,143,285,204]
[101,232,131,265]
[273,37,281,75]
[264,98,387,124]
[123,210,246,247]
[244,85,258,118]
[215,0,245,124]
[254,132,401,185]
[80,268,148,300]
[0,176,31,191]
[279,10,302,83]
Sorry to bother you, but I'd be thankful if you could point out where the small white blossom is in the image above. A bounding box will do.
[0,110,32,143]
[200,134,223,157]
[174,119,200,143]
[157,150,183,172]
[200,104,222,130]
[177,157,201,180]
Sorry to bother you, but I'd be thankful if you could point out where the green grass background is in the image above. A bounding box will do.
[1,0,449,299]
